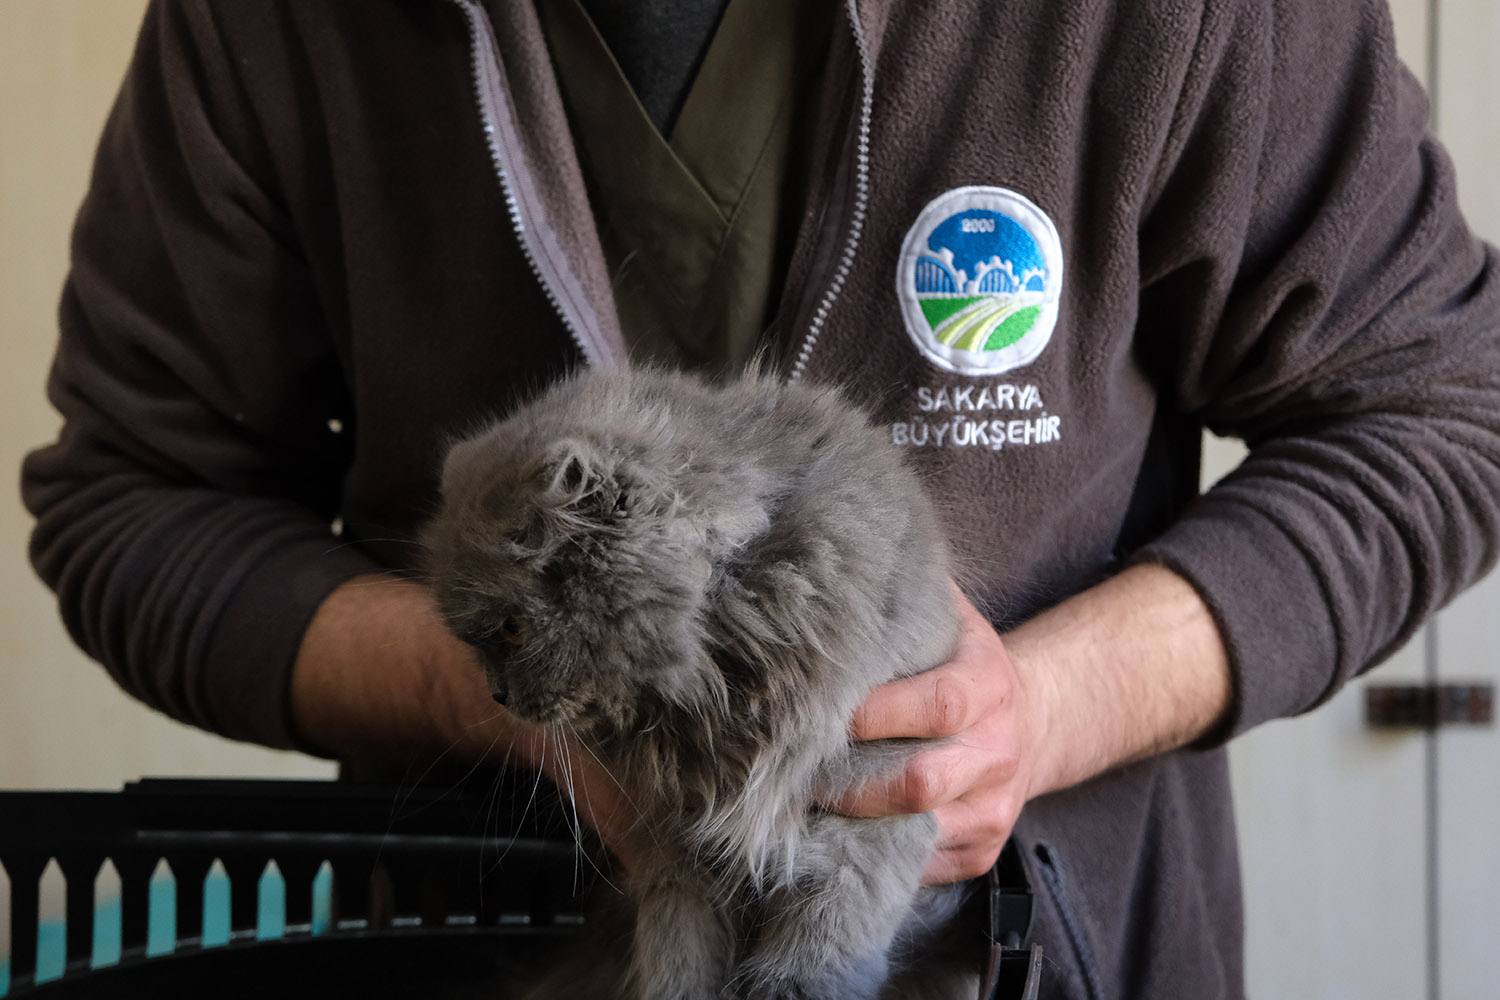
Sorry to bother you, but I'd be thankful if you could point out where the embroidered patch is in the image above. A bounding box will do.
[896,186,1064,377]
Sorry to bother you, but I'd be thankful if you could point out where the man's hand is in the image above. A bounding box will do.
[831,565,1233,885]
[830,589,1048,884]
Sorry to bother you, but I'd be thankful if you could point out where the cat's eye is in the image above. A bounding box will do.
[499,617,526,646]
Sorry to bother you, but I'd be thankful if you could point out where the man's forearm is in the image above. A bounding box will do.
[1008,562,1233,800]
[290,573,523,768]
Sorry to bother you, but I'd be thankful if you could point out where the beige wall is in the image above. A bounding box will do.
[0,1,335,789]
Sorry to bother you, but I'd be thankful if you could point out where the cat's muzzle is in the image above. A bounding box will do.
[487,670,584,727]
[484,669,509,708]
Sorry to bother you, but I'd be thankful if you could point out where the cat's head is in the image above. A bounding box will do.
[424,425,723,735]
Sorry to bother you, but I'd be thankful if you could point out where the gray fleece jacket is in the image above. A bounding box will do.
[22,0,1500,996]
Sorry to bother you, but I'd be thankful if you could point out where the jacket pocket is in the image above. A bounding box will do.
[1032,842,1105,1000]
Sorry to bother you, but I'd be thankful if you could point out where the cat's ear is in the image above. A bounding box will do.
[540,438,609,506]
[537,438,678,522]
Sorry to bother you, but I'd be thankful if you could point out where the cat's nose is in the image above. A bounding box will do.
[491,686,509,707]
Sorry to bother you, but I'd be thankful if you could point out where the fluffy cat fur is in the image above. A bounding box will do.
[422,367,976,999]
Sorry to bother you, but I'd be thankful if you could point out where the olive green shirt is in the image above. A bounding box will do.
[536,0,835,371]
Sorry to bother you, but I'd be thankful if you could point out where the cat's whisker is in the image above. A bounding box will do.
[546,730,580,893]
[508,645,550,667]
[463,707,507,730]
[556,730,624,895]
[445,582,493,602]
[318,542,422,562]
[479,744,514,885]
[334,535,428,549]
[566,723,665,861]
[389,732,468,822]
[423,726,509,820]
[486,733,549,880]
[566,725,637,801]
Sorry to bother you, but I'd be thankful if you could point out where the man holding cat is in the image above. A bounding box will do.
[25,0,1500,997]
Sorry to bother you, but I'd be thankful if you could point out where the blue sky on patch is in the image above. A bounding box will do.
[926,209,1046,286]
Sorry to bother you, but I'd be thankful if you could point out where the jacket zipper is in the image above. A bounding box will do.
[787,0,875,383]
[1033,843,1105,1000]
[447,0,609,369]
[450,0,869,380]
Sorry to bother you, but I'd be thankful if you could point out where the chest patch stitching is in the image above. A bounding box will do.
[896,185,1064,377]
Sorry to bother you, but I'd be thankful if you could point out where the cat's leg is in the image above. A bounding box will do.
[626,869,734,1000]
[880,882,981,1000]
[728,812,936,1000]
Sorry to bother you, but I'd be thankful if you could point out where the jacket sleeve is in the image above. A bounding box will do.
[21,0,378,751]
[1131,0,1500,741]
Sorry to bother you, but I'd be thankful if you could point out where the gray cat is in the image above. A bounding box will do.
[422,367,977,1000]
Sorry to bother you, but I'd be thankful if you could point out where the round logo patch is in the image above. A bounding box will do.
[896,186,1064,376]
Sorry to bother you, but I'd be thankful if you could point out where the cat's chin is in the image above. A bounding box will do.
[505,694,610,735]
[507,703,582,730]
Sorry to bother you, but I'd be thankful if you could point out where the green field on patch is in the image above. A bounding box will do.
[919,295,987,330]
[984,306,1042,351]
